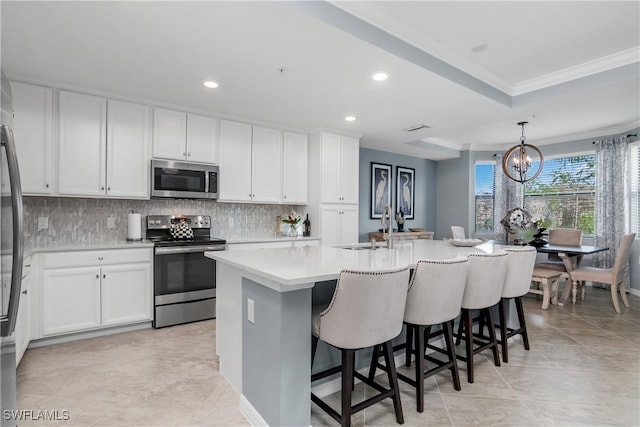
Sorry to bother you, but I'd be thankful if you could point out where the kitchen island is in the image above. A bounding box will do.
[206,239,501,426]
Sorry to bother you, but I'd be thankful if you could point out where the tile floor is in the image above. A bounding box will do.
[17,286,639,426]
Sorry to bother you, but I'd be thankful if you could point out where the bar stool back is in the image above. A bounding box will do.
[311,265,410,427]
[456,251,508,383]
[399,257,469,412]
[498,246,537,362]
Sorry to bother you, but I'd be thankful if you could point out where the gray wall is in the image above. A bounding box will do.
[358,148,437,242]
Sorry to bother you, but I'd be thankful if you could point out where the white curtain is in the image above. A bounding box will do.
[493,154,524,240]
[593,136,630,289]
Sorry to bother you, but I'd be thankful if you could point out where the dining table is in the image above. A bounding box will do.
[534,243,609,304]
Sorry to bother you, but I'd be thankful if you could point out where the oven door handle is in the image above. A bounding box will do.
[155,245,226,255]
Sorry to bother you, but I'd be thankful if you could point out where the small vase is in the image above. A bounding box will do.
[288,224,297,237]
[529,238,548,248]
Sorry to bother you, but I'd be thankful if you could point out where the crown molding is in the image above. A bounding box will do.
[512,48,640,95]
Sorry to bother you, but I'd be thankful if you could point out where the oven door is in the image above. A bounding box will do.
[154,246,221,305]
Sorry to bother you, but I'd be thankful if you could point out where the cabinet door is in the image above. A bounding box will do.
[320,205,343,246]
[251,126,282,203]
[320,133,342,203]
[58,91,107,196]
[101,263,152,326]
[42,266,101,336]
[282,132,308,204]
[15,273,30,365]
[187,114,218,164]
[11,82,54,195]
[340,205,359,245]
[106,100,151,198]
[340,136,360,204]
[152,107,187,160]
[219,120,252,201]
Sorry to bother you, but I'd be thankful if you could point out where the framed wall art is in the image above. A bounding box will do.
[396,166,415,219]
[370,162,392,219]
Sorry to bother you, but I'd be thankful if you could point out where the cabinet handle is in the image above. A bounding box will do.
[187,152,191,157]
[101,187,105,191]
[183,152,187,157]
[98,257,104,261]
[103,274,106,279]
[22,289,27,295]
[107,187,110,191]
[46,184,49,188]
[283,195,287,199]
[96,274,99,279]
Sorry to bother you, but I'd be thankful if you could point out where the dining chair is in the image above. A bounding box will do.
[569,233,636,313]
[369,257,468,413]
[311,265,410,427]
[534,228,583,272]
[455,251,508,383]
[497,246,537,362]
[450,226,466,240]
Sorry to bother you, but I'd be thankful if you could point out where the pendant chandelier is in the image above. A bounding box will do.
[501,121,544,183]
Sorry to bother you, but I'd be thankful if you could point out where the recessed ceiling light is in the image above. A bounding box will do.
[203,80,219,89]
[471,43,488,53]
[345,116,356,122]
[372,72,388,81]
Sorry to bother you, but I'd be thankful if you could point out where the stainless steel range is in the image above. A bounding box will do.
[146,215,226,328]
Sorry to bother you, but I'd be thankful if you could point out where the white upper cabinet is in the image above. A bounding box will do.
[106,100,151,198]
[282,131,308,204]
[58,91,151,198]
[219,120,252,202]
[58,91,107,196]
[187,113,218,163]
[320,132,359,204]
[219,120,282,203]
[153,107,218,164]
[251,125,282,203]
[11,82,54,195]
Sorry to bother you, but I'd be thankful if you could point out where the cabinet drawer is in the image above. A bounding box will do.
[42,248,152,269]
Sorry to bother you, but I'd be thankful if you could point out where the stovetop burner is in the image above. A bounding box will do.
[146,215,226,247]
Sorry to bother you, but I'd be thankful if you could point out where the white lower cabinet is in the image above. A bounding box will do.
[15,258,31,365]
[320,205,358,246]
[40,248,152,337]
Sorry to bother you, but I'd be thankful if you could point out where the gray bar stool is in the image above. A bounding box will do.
[311,265,410,427]
[497,246,537,362]
[370,257,468,413]
[455,251,508,383]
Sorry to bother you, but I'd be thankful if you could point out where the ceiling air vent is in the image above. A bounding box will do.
[403,124,432,133]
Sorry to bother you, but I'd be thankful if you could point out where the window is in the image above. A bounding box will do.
[523,155,596,235]
[474,162,494,232]
[631,142,640,235]
[474,155,596,235]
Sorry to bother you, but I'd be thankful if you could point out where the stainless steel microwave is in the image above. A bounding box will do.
[151,159,219,200]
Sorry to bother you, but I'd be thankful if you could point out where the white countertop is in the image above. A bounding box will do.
[206,239,505,292]
[225,236,320,244]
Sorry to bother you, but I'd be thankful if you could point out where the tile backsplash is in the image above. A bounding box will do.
[23,197,305,250]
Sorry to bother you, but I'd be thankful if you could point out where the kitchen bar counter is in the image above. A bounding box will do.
[206,240,503,426]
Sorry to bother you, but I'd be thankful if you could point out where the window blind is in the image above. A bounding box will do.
[631,142,640,234]
[474,163,495,232]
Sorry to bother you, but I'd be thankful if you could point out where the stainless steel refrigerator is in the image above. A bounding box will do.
[0,70,25,426]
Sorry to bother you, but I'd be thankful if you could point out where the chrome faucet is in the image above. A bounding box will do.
[381,204,394,249]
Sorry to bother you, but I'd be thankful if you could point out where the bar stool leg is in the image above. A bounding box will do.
[415,325,425,413]
[381,340,404,424]
[367,345,380,381]
[405,326,413,367]
[341,349,355,427]
[462,309,474,383]
[498,299,509,363]
[443,320,461,391]
[515,297,530,350]
[484,308,501,367]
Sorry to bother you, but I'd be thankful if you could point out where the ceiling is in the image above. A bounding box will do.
[2,1,639,160]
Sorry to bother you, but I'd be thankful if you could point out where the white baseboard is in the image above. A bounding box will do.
[239,394,269,427]
[29,321,151,348]
[628,288,640,297]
